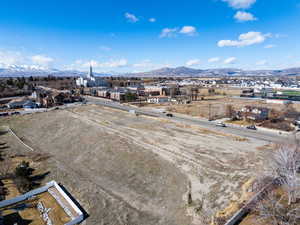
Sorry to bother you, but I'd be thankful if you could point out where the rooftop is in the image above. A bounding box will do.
[0,181,83,225]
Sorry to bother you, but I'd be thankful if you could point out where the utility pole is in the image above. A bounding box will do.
[209,104,212,120]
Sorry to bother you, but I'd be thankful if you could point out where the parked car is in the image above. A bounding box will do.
[0,112,9,117]
[10,111,20,115]
[246,125,257,130]
[216,122,226,127]
[166,113,173,117]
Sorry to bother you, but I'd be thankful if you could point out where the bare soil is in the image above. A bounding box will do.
[0,104,271,224]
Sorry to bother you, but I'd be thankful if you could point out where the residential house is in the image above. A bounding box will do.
[236,106,270,121]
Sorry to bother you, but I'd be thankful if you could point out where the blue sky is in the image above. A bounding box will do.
[0,0,300,72]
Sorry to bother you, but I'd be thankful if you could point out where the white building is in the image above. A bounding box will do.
[266,99,292,105]
[76,65,108,87]
[147,96,171,104]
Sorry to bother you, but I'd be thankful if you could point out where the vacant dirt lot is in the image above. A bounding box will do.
[0,105,271,224]
[145,97,300,120]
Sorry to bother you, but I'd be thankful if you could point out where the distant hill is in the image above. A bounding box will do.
[1,64,300,78]
[127,66,300,77]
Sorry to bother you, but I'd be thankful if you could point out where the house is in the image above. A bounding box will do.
[237,106,270,121]
[34,86,80,108]
[144,86,163,96]
[97,88,111,98]
[110,89,126,101]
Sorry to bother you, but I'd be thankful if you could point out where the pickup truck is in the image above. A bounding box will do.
[216,122,226,127]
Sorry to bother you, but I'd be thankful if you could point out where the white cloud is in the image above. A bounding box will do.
[180,26,197,36]
[256,60,267,66]
[224,57,237,64]
[160,28,178,38]
[160,26,198,38]
[0,50,55,69]
[208,57,220,63]
[31,55,54,66]
[125,12,139,23]
[218,31,270,47]
[149,18,156,22]
[223,0,256,9]
[234,11,257,22]
[264,44,276,49]
[186,59,201,67]
[0,50,24,66]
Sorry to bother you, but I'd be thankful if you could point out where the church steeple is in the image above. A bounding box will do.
[89,65,93,76]
[87,64,94,79]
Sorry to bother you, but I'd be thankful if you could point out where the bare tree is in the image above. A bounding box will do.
[254,191,300,225]
[225,104,234,118]
[0,157,12,178]
[267,145,300,205]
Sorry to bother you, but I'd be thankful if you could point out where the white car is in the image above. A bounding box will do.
[216,122,226,127]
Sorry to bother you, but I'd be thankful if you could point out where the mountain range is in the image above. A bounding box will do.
[124,66,300,77]
[1,65,300,78]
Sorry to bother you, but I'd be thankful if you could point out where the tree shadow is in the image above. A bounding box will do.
[0,146,10,150]
[29,171,50,189]
[0,142,6,145]
[0,130,8,136]
[30,171,50,182]
[0,180,8,200]
[2,212,33,225]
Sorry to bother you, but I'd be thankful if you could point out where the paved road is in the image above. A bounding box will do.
[85,96,295,143]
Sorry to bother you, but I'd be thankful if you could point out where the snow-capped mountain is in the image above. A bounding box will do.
[1,64,300,78]
[0,64,111,77]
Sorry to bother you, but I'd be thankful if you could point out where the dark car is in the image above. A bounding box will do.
[0,112,9,117]
[247,125,257,130]
[166,113,173,117]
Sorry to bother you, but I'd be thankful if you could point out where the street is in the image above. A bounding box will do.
[85,96,295,143]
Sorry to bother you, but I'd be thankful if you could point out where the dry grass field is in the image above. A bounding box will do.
[0,104,273,224]
[147,97,300,120]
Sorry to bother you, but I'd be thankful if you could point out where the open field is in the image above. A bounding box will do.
[145,97,300,119]
[0,104,272,224]
[281,90,300,96]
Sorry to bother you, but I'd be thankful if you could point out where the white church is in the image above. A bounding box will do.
[76,65,108,87]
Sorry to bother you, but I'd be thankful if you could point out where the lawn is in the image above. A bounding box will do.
[282,90,300,96]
